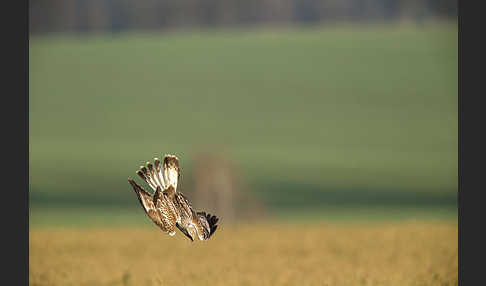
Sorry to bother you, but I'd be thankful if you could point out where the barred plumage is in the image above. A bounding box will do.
[128,154,219,241]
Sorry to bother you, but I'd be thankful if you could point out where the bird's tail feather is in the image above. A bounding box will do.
[197,211,219,239]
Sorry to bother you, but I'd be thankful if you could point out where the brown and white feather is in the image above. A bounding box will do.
[128,154,219,241]
[128,179,176,234]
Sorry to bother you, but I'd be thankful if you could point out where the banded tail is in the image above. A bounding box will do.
[197,211,219,240]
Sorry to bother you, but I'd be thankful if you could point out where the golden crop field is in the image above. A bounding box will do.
[30,220,457,286]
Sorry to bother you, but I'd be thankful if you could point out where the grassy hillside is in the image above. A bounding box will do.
[29,23,457,219]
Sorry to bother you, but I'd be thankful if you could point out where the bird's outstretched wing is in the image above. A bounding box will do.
[163,155,180,189]
[173,192,219,241]
[153,186,178,236]
[135,155,180,191]
[128,179,177,235]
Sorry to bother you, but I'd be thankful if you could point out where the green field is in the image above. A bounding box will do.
[29,22,457,225]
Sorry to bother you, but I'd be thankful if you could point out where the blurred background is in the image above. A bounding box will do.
[29,0,457,227]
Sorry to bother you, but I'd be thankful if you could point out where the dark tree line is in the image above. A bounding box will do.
[30,0,457,34]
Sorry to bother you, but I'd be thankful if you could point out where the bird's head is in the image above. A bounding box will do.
[187,225,198,242]
[177,222,197,242]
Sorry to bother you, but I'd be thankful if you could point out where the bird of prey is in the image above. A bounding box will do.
[128,155,219,241]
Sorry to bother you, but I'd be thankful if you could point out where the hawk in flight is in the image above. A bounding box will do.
[128,155,219,241]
